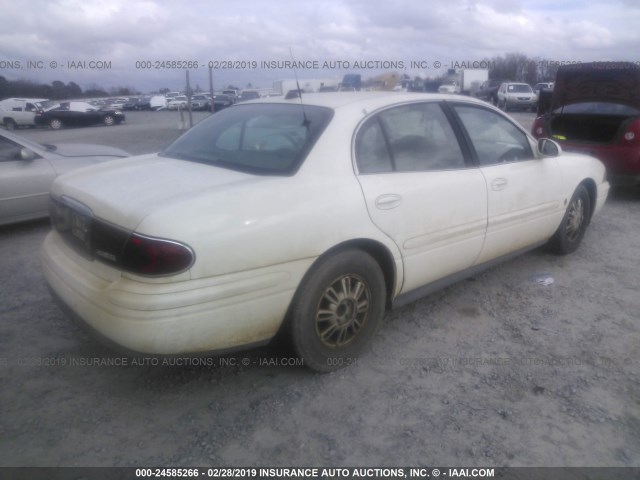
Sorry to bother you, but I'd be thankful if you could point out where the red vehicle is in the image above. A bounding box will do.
[532,62,640,185]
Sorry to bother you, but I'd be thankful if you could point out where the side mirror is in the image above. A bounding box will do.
[20,148,37,161]
[537,138,562,157]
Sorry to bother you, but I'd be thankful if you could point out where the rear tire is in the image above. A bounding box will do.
[3,118,16,130]
[289,249,386,372]
[548,185,591,255]
[49,118,63,130]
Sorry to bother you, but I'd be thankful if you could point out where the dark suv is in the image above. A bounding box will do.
[476,79,505,105]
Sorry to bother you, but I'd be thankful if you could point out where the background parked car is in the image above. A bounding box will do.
[122,97,140,111]
[88,99,109,109]
[34,101,125,130]
[0,98,49,130]
[0,128,128,225]
[533,82,554,94]
[237,90,261,102]
[106,98,127,110]
[532,62,640,185]
[212,94,234,111]
[134,97,152,111]
[497,82,537,111]
[222,89,239,102]
[475,79,505,105]
[190,94,210,111]
[167,96,189,110]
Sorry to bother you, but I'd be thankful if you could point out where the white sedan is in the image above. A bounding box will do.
[167,96,189,110]
[0,129,129,226]
[41,92,609,371]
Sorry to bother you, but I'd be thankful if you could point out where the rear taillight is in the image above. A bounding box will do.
[532,117,546,138]
[50,196,194,276]
[621,119,640,145]
[121,233,194,276]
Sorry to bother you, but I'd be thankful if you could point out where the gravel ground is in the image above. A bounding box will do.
[0,111,638,469]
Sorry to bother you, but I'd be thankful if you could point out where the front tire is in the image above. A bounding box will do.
[548,185,591,254]
[289,249,386,372]
[103,115,115,126]
[49,118,63,130]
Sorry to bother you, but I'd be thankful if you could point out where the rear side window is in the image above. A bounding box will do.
[354,117,392,173]
[453,105,534,165]
[355,102,466,173]
[162,103,333,175]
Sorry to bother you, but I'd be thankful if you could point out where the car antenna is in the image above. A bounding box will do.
[288,47,310,128]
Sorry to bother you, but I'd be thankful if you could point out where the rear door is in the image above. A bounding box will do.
[354,101,487,294]
[450,103,564,264]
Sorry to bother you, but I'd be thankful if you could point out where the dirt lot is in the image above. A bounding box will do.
[0,111,639,468]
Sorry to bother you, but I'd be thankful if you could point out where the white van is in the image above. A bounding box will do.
[0,98,48,129]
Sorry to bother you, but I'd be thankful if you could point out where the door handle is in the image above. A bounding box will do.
[375,194,402,210]
[491,178,508,191]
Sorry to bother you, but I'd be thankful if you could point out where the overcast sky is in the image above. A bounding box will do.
[1,0,639,93]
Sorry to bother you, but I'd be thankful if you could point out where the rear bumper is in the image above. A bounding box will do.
[41,231,313,355]
[505,97,536,109]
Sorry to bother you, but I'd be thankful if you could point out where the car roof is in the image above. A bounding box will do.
[239,91,489,111]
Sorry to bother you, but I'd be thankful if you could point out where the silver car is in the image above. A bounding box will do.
[497,82,537,111]
[0,128,129,225]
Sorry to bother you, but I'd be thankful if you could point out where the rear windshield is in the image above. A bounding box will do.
[161,103,333,175]
[553,102,640,115]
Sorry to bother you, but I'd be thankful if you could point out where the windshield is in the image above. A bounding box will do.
[507,84,533,93]
[161,103,333,175]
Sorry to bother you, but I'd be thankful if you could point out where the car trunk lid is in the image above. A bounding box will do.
[542,62,640,114]
[537,62,640,145]
[49,153,260,231]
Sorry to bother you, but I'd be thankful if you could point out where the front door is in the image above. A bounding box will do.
[450,103,564,264]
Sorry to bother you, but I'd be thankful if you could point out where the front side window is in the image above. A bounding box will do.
[453,105,534,165]
[162,103,332,175]
[355,102,466,173]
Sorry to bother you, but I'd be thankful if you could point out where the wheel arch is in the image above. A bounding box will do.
[2,117,16,128]
[289,238,399,316]
[578,178,597,222]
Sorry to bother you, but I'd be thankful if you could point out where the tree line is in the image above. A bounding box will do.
[0,76,139,100]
